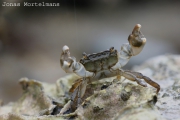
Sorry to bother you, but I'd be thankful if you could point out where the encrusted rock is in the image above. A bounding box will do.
[0,76,76,119]
[1,55,180,120]
[73,79,157,120]
[133,54,180,120]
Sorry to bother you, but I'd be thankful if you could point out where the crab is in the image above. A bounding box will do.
[60,24,160,112]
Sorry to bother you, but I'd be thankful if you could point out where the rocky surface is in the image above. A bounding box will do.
[0,54,180,120]
[133,54,180,120]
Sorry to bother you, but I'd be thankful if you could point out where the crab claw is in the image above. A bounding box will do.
[128,24,146,56]
[62,45,70,55]
[60,45,74,73]
[132,24,141,35]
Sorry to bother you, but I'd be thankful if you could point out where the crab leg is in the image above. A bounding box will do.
[118,69,148,87]
[67,78,88,112]
[124,70,160,94]
[77,78,88,106]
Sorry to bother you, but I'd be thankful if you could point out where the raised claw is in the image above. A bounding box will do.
[111,24,147,70]
[60,45,94,78]
[61,45,71,62]
[132,24,141,36]
[60,45,74,73]
[128,24,146,56]
[62,45,70,54]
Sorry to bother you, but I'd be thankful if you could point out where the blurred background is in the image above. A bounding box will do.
[0,0,180,104]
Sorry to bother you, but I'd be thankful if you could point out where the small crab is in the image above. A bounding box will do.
[60,24,160,112]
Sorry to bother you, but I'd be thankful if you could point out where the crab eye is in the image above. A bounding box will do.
[82,52,88,59]
[110,47,114,50]
[110,47,114,53]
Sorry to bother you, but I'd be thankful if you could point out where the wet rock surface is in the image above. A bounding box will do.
[0,54,180,120]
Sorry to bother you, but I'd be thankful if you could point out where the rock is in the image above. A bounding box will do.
[133,54,180,120]
[0,76,78,119]
[75,80,158,120]
[1,55,180,120]
[114,105,165,120]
